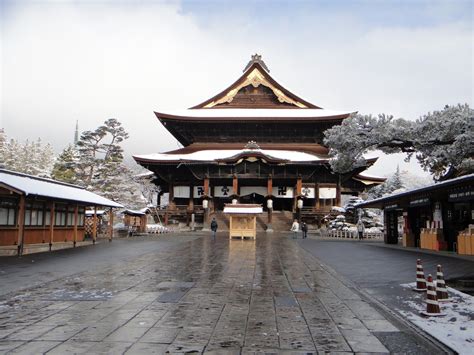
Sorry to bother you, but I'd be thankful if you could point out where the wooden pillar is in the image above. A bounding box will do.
[204,176,209,196]
[17,195,26,256]
[73,205,78,247]
[314,183,320,210]
[92,206,97,244]
[296,176,303,196]
[49,202,55,251]
[109,208,113,242]
[336,178,342,206]
[267,175,273,196]
[267,175,273,232]
[232,174,238,196]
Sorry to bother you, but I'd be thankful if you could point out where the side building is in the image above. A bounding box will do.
[357,174,473,253]
[0,169,123,255]
[134,55,384,227]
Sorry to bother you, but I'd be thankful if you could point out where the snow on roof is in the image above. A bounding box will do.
[85,210,107,215]
[157,108,354,119]
[223,205,263,214]
[356,173,474,208]
[122,208,148,216]
[0,169,123,208]
[134,148,324,163]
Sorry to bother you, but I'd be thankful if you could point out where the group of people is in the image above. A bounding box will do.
[290,219,308,239]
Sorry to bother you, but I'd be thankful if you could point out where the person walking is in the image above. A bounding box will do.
[290,219,299,239]
[301,222,308,239]
[357,219,365,240]
[210,217,218,241]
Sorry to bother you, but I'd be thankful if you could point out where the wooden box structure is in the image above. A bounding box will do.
[458,225,474,255]
[420,228,445,251]
[223,204,263,240]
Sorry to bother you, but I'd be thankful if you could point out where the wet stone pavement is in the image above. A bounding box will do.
[0,233,443,354]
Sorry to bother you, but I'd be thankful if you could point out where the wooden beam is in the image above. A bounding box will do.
[49,202,55,251]
[92,206,97,244]
[73,205,78,247]
[109,208,113,242]
[17,195,26,256]
[314,183,320,209]
[232,174,238,196]
[267,175,272,196]
[204,177,209,196]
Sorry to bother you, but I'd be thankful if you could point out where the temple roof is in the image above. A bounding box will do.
[134,148,327,164]
[155,108,353,121]
[0,169,123,208]
[191,55,321,109]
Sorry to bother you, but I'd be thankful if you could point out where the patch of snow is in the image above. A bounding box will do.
[134,149,324,163]
[156,108,354,118]
[399,282,474,354]
[0,170,122,208]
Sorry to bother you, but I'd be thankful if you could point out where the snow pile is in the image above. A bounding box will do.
[399,282,474,354]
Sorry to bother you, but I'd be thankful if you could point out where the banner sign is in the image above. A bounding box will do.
[173,186,190,198]
[409,198,430,207]
[448,190,473,202]
[272,186,294,198]
[240,186,268,196]
[214,186,231,197]
[301,187,315,198]
[193,186,205,197]
[318,187,336,199]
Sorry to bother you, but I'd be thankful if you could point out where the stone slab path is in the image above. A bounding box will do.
[0,233,444,354]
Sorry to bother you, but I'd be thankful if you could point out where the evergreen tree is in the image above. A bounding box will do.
[324,104,474,180]
[51,145,80,183]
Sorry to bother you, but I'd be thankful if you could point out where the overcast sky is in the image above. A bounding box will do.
[1,0,473,177]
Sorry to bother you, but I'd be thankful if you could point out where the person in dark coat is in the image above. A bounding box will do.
[301,222,308,239]
[210,217,218,241]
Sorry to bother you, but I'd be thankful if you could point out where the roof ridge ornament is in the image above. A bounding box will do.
[243,53,270,73]
[245,141,260,150]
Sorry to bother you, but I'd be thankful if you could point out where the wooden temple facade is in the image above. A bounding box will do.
[134,55,384,227]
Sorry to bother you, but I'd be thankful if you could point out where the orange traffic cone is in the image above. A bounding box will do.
[421,274,443,317]
[413,259,427,292]
[436,265,451,302]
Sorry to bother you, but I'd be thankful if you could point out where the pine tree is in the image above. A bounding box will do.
[52,145,80,183]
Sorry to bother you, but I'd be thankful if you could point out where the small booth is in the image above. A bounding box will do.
[122,208,150,233]
[223,203,263,240]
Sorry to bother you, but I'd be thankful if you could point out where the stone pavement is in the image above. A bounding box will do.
[0,233,445,354]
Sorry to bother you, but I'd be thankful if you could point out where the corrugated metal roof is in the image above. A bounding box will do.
[0,169,123,208]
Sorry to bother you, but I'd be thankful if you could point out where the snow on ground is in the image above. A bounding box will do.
[399,282,474,354]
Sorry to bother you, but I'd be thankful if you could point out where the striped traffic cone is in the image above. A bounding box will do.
[413,259,427,292]
[436,265,451,302]
[421,274,443,316]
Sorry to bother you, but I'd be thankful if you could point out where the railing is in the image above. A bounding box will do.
[323,229,383,240]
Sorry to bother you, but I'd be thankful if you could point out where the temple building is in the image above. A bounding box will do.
[134,55,384,228]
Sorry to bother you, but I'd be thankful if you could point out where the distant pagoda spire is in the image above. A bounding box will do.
[74,120,79,144]
[243,53,270,73]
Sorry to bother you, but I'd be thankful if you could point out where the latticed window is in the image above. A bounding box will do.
[25,202,45,226]
[0,198,17,226]
[54,204,67,226]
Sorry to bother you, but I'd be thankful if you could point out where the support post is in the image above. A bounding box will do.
[266,175,273,233]
[336,177,341,206]
[17,195,26,256]
[109,208,113,242]
[73,205,78,247]
[232,174,238,196]
[92,206,97,244]
[49,202,55,251]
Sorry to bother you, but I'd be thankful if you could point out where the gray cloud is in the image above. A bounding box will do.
[1,1,472,177]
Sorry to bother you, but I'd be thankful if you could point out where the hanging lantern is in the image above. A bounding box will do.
[232,199,238,205]
[202,199,209,209]
[297,199,303,209]
[267,199,273,209]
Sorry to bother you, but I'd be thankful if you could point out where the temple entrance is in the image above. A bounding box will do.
[240,193,265,207]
